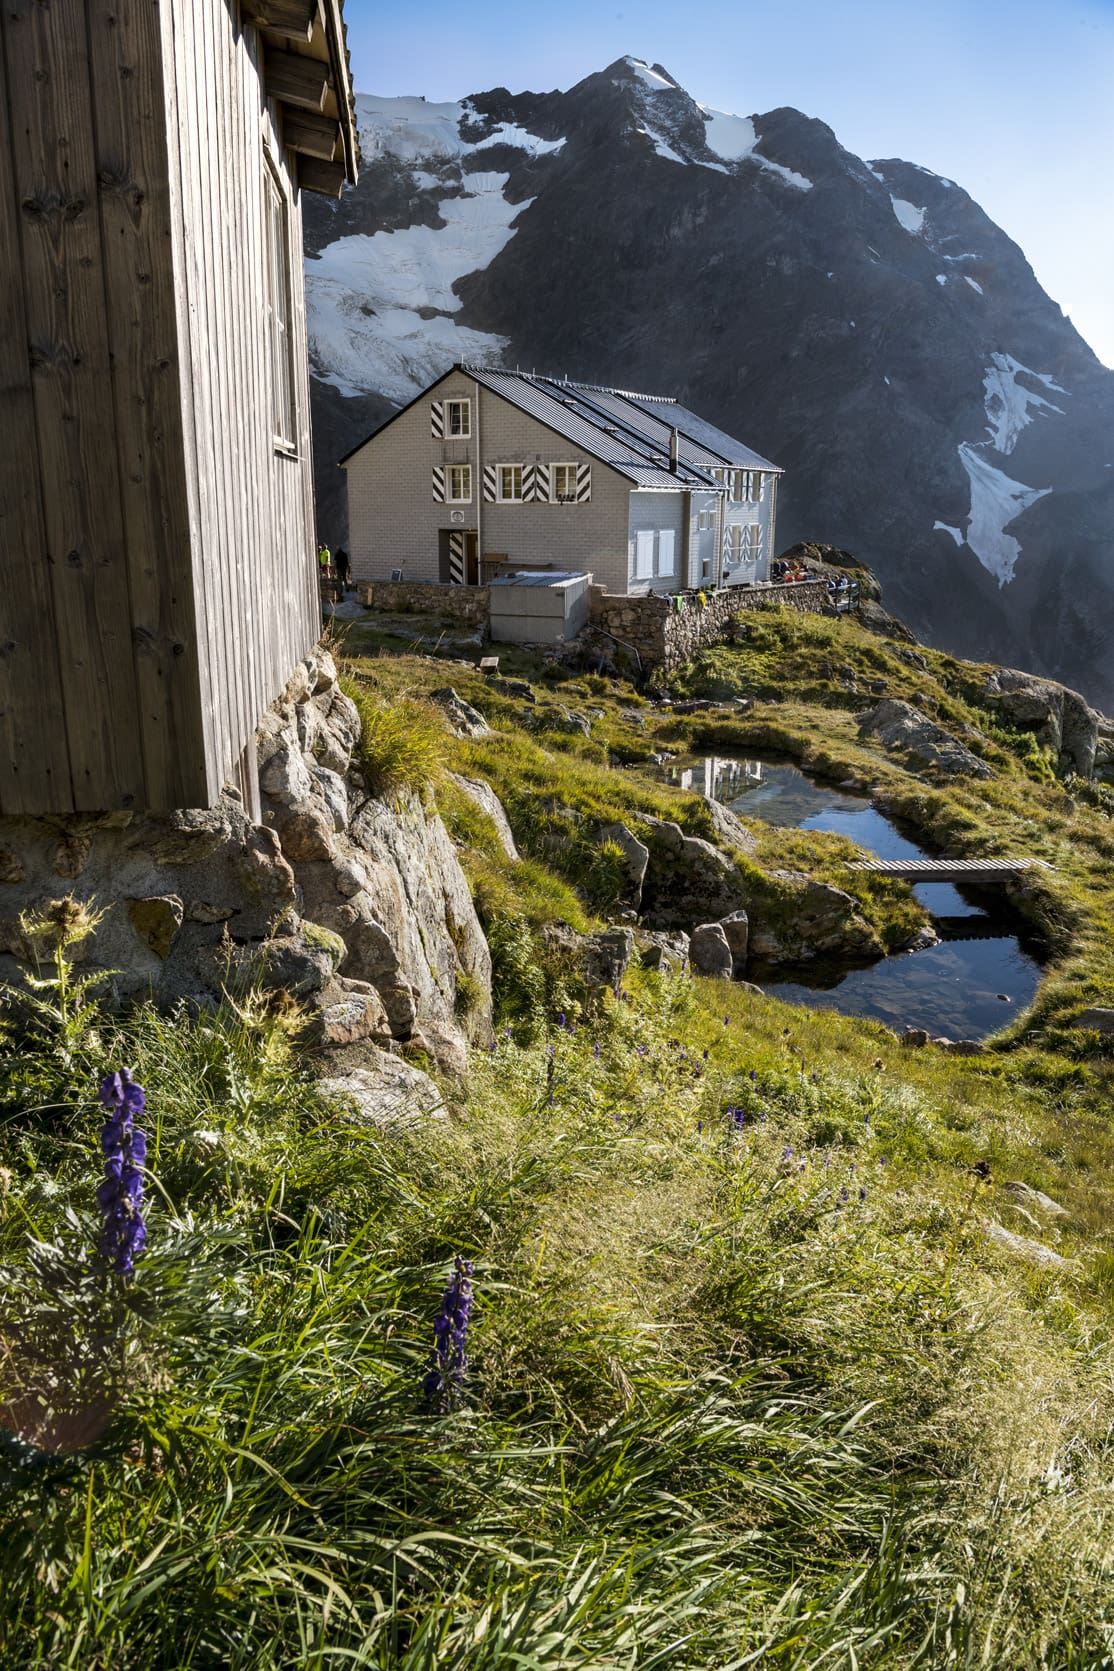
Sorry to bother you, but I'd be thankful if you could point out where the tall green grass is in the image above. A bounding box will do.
[2,955,1114,1666]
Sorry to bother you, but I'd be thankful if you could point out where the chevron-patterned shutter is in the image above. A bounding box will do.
[575,463,592,503]
[534,463,551,502]
[482,464,497,503]
[448,531,466,584]
[430,401,445,440]
[522,464,538,502]
[432,465,446,503]
[722,525,732,564]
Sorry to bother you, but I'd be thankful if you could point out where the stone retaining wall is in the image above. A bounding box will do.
[588,581,833,669]
[355,581,489,626]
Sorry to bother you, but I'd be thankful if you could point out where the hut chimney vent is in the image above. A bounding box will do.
[669,427,679,472]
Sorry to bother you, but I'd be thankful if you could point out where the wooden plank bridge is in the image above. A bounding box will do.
[850,858,1050,884]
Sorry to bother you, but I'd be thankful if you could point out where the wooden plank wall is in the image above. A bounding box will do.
[160,0,319,806]
[0,0,206,815]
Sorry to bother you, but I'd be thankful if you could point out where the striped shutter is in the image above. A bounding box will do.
[430,401,445,440]
[482,464,497,503]
[432,465,446,503]
[722,526,732,564]
[447,530,466,584]
[575,463,592,503]
[521,464,536,502]
[535,463,551,502]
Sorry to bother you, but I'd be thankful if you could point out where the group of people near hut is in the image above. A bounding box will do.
[317,543,351,590]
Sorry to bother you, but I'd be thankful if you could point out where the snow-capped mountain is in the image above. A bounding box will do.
[304,56,1114,707]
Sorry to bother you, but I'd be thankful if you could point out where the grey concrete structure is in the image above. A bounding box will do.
[341,367,781,601]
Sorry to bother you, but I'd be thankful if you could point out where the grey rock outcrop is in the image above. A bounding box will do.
[982,669,1100,777]
[0,644,492,1076]
[857,699,992,779]
[637,930,689,972]
[638,816,748,927]
[748,873,879,963]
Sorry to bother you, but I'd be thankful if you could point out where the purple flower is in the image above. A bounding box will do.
[859,1185,868,1202]
[703,1049,709,1061]
[96,1070,148,1277]
[723,1016,730,1027]
[839,1186,850,1203]
[593,1042,601,1059]
[864,1112,872,1125]
[557,1013,566,1029]
[697,1119,704,1134]
[781,1144,793,1161]
[422,1256,474,1406]
[749,1069,757,1083]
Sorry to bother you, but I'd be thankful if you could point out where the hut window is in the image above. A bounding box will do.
[447,464,472,502]
[445,399,471,438]
[263,158,296,451]
[498,465,524,502]
[550,463,578,502]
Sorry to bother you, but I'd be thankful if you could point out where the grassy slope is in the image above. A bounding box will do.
[2,606,1114,1667]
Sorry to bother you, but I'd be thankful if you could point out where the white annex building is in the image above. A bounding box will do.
[341,365,782,596]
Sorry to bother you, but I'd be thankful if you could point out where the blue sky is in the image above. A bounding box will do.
[342,0,1114,368]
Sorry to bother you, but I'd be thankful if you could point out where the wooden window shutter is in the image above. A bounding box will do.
[576,463,591,502]
[482,465,497,503]
[535,463,551,501]
[522,464,538,501]
[432,465,446,502]
[431,401,446,440]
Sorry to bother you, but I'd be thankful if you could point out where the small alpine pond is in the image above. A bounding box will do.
[664,757,1043,1040]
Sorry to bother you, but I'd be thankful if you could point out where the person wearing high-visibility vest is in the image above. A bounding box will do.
[317,543,332,578]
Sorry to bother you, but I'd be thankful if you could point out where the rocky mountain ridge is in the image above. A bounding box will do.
[303,56,1114,709]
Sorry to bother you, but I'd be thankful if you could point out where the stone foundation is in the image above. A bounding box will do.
[588,581,833,669]
[355,581,489,626]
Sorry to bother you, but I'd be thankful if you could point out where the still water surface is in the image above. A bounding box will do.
[664,758,1043,1039]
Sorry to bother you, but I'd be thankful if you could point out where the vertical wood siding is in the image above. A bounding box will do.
[161,0,318,805]
[0,0,318,817]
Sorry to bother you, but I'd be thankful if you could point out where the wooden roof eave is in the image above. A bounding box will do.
[249,0,360,198]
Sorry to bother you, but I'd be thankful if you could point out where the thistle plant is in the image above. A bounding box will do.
[422,1255,474,1408]
[96,1070,148,1277]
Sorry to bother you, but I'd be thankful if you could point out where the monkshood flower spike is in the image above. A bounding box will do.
[422,1255,475,1408]
[96,1070,148,1277]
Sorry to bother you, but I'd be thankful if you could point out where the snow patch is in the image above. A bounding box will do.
[957,444,1051,586]
[963,276,984,294]
[698,105,812,188]
[933,521,963,546]
[890,197,926,235]
[471,123,566,156]
[869,166,885,182]
[883,376,891,386]
[935,274,948,286]
[623,57,675,90]
[982,353,1065,454]
[637,126,688,165]
[305,173,526,402]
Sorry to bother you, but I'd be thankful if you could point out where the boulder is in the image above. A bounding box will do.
[637,930,690,972]
[598,821,649,903]
[1003,1181,1068,1218]
[858,699,991,778]
[259,741,314,806]
[690,922,733,978]
[701,796,758,855]
[1069,1006,1114,1035]
[430,687,490,738]
[317,1055,444,1127]
[717,909,749,972]
[749,872,879,963]
[984,1222,1071,1271]
[639,815,747,927]
[448,774,520,861]
[583,926,635,989]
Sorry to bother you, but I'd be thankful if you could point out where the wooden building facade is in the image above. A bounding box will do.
[0,0,358,818]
